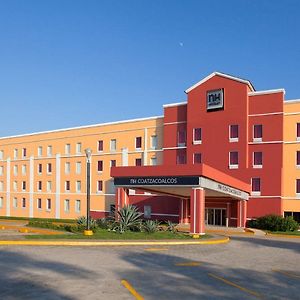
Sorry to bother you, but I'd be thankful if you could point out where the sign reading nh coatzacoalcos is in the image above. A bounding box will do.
[114,176,200,186]
[207,88,224,111]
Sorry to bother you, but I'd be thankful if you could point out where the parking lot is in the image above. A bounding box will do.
[0,235,299,299]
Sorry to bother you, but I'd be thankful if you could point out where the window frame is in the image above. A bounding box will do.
[253,124,263,142]
[229,151,239,169]
[251,178,261,196]
[253,152,263,168]
[193,128,202,144]
[229,124,239,142]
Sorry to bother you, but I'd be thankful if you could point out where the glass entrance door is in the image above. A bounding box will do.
[205,208,226,226]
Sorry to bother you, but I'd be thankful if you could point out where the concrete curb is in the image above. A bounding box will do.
[0,236,230,246]
[266,233,300,239]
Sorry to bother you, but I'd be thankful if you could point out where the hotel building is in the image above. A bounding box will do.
[0,72,300,234]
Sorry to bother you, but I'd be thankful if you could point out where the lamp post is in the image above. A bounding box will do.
[84,148,93,236]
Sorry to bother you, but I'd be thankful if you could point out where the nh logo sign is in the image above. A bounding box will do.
[207,89,224,111]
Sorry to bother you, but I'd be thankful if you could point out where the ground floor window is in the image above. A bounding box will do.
[284,211,300,223]
[205,208,226,226]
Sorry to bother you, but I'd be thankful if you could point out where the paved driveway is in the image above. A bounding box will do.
[0,235,299,299]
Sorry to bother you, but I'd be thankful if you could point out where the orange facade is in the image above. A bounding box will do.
[1,72,300,224]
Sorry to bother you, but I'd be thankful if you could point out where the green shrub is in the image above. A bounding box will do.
[113,205,142,233]
[248,214,299,232]
[96,218,114,230]
[76,216,97,229]
[143,220,160,233]
[167,221,177,233]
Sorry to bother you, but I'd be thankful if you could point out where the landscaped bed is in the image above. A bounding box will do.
[23,205,211,240]
[25,229,207,240]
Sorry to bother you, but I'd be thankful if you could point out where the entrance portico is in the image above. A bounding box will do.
[111,164,250,235]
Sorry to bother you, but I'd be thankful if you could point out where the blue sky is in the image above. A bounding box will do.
[0,0,299,136]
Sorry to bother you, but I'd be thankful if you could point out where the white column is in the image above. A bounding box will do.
[55,153,61,219]
[29,156,34,217]
[6,158,10,216]
[122,148,128,166]
[143,128,148,166]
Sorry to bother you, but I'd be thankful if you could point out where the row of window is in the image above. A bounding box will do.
[0,136,159,160]
[178,124,264,146]
[0,197,81,213]
[251,178,300,196]
[0,179,113,193]
[176,151,263,167]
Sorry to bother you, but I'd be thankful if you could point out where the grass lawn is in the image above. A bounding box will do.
[0,216,76,223]
[25,229,211,240]
[268,231,300,236]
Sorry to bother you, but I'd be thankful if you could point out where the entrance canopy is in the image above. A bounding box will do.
[111,164,250,200]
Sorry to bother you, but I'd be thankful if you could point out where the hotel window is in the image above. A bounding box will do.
[22,148,27,158]
[253,124,263,142]
[13,197,18,208]
[98,140,103,152]
[0,197,3,208]
[297,151,300,167]
[47,181,52,192]
[253,152,263,168]
[0,150,3,160]
[251,178,261,195]
[229,151,239,169]
[38,164,42,174]
[22,164,26,175]
[97,160,103,172]
[97,180,103,192]
[64,199,70,213]
[13,165,18,176]
[178,130,186,147]
[135,158,142,166]
[144,205,151,219]
[65,144,71,155]
[14,149,18,159]
[0,181,3,191]
[150,157,157,166]
[151,135,157,149]
[38,146,42,157]
[47,163,52,174]
[75,200,81,213]
[22,198,26,208]
[65,162,71,174]
[229,125,239,142]
[46,198,51,210]
[37,198,42,209]
[193,128,202,144]
[76,181,81,193]
[110,139,117,152]
[47,145,52,156]
[177,154,186,165]
[76,162,81,174]
[135,137,142,149]
[22,181,26,191]
[65,181,70,192]
[13,181,17,191]
[110,160,116,167]
[76,142,82,154]
[193,153,202,164]
[296,179,300,196]
[0,166,3,176]
[37,181,42,191]
[296,123,300,141]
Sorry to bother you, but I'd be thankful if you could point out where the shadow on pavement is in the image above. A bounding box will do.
[0,248,96,299]
[118,248,300,299]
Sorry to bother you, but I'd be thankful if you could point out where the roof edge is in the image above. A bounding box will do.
[163,101,187,108]
[185,71,255,94]
[249,89,285,96]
